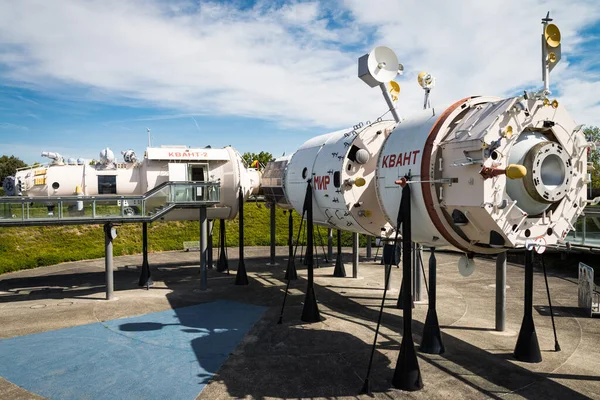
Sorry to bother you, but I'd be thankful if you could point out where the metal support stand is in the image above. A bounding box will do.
[514,249,542,363]
[301,180,320,323]
[541,255,561,351]
[327,228,333,262]
[366,236,372,260]
[138,222,152,288]
[235,188,249,285]
[267,204,278,266]
[382,243,398,290]
[278,209,306,324]
[200,207,208,290]
[217,219,228,273]
[207,220,213,269]
[360,240,397,395]
[333,229,346,277]
[496,251,507,332]
[285,210,297,280]
[397,244,414,310]
[413,243,423,302]
[315,226,328,264]
[383,264,392,290]
[104,223,115,301]
[352,232,359,279]
[392,182,423,391]
[419,247,444,354]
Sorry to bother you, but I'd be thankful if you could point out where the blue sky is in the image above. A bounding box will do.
[0,0,599,164]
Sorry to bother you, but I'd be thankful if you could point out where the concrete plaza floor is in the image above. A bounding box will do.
[0,246,599,399]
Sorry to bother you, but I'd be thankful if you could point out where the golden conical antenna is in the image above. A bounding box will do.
[548,52,557,63]
[544,23,561,47]
[417,71,427,87]
[388,81,400,101]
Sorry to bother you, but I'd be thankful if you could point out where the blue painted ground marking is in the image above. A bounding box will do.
[0,300,265,400]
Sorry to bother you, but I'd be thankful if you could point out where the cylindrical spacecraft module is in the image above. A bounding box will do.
[375,96,587,254]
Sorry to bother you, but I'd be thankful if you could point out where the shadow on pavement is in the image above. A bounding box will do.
[0,250,595,399]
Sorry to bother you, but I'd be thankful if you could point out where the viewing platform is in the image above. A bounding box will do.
[0,181,220,227]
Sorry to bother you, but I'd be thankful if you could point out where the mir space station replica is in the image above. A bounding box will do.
[262,13,593,392]
[0,13,596,393]
[262,27,587,259]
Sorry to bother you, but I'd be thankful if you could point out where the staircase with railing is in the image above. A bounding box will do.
[0,181,220,227]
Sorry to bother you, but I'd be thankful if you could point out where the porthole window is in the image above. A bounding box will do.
[302,167,308,179]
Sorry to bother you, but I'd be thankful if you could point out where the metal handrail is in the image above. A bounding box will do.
[0,181,220,204]
[563,206,600,251]
[0,181,221,226]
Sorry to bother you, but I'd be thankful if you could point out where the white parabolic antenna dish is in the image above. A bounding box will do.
[458,255,475,277]
[367,46,399,83]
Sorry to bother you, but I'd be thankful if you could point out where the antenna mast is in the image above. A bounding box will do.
[541,12,561,95]
[358,46,403,123]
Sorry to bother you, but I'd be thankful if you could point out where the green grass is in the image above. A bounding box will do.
[0,205,368,274]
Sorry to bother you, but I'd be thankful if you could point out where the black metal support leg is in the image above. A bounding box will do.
[235,188,249,285]
[496,251,507,331]
[419,247,444,354]
[285,210,297,280]
[333,229,346,277]
[352,232,359,278]
[514,249,542,363]
[138,222,152,288]
[301,180,320,323]
[217,219,228,273]
[397,243,414,310]
[200,207,208,290]
[267,204,278,266]
[104,223,115,301]
[392,182,423,391]
[327,228,333,262]
[207,219,213,269]
[541,255,561,351]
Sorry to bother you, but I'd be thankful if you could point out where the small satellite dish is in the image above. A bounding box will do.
[457,255,475,277]
[367,46,400,83]
[398,63,404,75]
[388,81,400,100]
[544,24,561,48]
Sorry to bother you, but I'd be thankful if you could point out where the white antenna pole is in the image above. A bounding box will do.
[542,12,552,95]
[147,128,151,148]
[379,83,400,123]
[423,88,431,110]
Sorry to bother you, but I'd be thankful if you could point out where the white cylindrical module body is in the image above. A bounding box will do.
[376,96,588,254]
[13,146,261,221]
[283,120,397,236]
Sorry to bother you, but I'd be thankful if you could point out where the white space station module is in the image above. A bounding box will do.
[262,20,590,255]
[6,145,260,221]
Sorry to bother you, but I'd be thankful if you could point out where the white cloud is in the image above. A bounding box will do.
[0,0,599,132]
